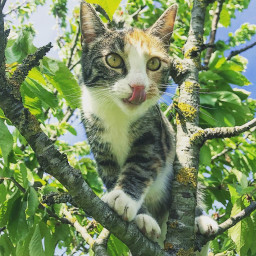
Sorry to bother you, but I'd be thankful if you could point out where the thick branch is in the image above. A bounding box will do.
[227,41,256,60]
[191,118,256,145]
[0,21,166,256]
[166,0,208,254]
[204,0,224,66]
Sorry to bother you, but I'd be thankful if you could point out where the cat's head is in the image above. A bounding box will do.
[80,2,177,114]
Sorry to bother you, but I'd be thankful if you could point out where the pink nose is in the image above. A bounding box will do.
[128,84,146,105]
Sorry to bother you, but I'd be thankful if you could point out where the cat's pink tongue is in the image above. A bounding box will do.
[128,86,146,105]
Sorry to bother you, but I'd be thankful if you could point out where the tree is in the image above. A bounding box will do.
[0,0,256,255]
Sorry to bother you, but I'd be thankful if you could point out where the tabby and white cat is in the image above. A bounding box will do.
[80,1,218,251]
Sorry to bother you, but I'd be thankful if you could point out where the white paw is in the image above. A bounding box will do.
[195,215,219,236]
[102,189,141,221]
[135,214,161,241]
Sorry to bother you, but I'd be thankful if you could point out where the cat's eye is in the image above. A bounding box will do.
[106,53,123,69]
[147,57,161,71]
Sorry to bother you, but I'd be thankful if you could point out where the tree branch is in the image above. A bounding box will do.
[63,207,95,247]
[93,228,110,256]
[227,41,256,60]
[9,43,52,99]
[211,126,256,161]
[0,14,167,256]
[166,0,208,254]
[42,192,76,206]
[204,0,224,66]
[3,0,29,16]
[196,201,256,249]
[191,118,256,145]
[67,25,80,68]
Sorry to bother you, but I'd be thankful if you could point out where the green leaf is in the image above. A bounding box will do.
[29,224,45,256]
[232,169,248,189]
[200,94,218,106]
[0,119,13,164]
[0,234,15,256]
[200,144,211,166]
[24,78,58,109]
[5,31,37,64]
[45,60,81,109]
[219,8,230,27]
[217,70,250,86]
[8,197,29,243]
[215,91,242,106]
[20,83,44,119]
[0,108,5,119]
[26,187,40,218]
[228,198,253,255]
[86,0,122,20]
[107,234,130,256]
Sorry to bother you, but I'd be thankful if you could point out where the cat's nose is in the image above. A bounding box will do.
[128,84,146,104]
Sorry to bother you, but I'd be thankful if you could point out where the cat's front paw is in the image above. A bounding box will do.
[195,215,219,236]
[135,214,161,241]
[102,189,141,221]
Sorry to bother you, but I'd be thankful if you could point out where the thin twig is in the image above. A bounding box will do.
[204,0,224,66]
[0,177,26,193]
[3,0,29,16]
[67,24,80,68]
[63,207,95,247]
[227,41,256,60]
[69,59,80,71]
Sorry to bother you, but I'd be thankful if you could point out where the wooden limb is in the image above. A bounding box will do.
[9,43,52,98]
[67,25,80,68]
[93,228,111,256]
[196,201,256,249]
[211,126,256,161]
[227,41,256,60]
[191,118,256,145]
[204,0,224,66]
[63,207,95,247]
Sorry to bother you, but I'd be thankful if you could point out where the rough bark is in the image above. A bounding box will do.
[165,0,207,255]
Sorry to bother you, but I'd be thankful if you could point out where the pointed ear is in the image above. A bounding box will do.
[148,4,178,46]
[80,2,107,44]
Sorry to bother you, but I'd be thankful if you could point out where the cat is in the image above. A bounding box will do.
[80,1,218,252]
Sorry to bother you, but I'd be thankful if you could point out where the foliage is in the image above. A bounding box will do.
[0,0,256,255]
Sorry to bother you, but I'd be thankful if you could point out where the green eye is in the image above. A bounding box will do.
[106,53,123,68]
[147,57,161,71]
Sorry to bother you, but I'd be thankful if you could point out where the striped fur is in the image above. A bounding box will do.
[80,2,177,241]
[80,3,219,253]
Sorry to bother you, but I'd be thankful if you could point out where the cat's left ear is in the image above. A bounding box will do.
[147,4,178,46]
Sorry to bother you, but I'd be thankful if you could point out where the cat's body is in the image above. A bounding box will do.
[80,1,218,252]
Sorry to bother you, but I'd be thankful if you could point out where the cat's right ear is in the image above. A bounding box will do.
[80,2,107,45]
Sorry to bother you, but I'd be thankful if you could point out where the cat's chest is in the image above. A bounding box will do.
[82,88,134,166]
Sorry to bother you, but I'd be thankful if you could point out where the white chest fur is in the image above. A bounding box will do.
[82,87,136,166]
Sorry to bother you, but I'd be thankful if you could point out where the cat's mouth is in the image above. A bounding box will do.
[123,86,147,105]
